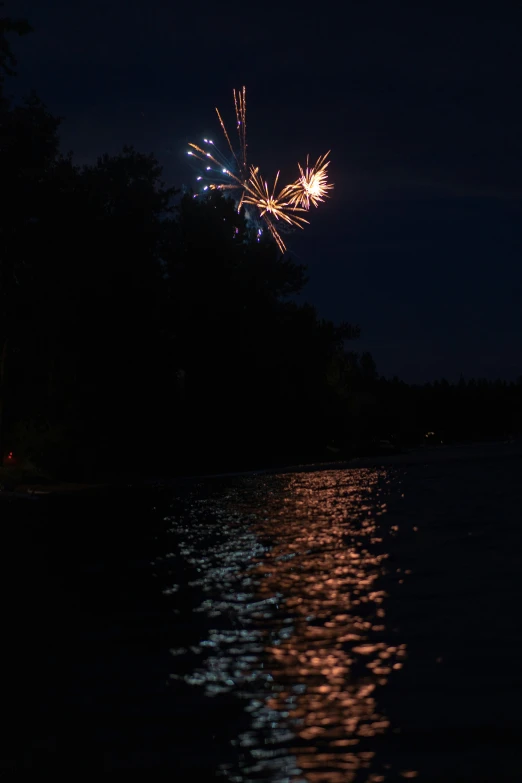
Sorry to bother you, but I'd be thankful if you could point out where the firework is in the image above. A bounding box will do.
[187,86,248,198]
[242,167,309,253]
[284,152,334,209]
[187,87,332,252]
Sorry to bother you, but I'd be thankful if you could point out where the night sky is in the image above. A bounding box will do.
[8,1,522,382]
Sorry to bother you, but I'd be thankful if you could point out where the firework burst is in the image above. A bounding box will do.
[187,87,332,252]
[242,167,309,253]
[284,152,334,209]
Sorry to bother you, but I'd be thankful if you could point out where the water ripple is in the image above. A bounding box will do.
[160,468,416,782]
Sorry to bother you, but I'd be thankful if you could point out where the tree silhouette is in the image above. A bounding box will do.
[0,4,32,87]
[0,8,61,462]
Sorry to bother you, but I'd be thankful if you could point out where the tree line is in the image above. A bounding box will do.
[1,10,520,479]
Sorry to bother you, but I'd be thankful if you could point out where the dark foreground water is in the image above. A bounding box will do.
[2,443,522,779]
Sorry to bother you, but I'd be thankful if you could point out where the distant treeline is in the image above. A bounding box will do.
[1,12,520,478]
[336,363,522,450]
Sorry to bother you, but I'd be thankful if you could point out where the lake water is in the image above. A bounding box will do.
[4,443,522,779]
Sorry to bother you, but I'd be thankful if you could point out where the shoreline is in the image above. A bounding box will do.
[174,438,522,482]
[1,439,520,499]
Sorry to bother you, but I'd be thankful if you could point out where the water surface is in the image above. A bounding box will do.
[156,448,522,781]
[7,445,521,779]
[159,467,415,781]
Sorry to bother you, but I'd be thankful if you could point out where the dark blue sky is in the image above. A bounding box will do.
[7,0,522,382]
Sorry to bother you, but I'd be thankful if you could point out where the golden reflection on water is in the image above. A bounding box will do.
[166,468,415,782]
[240,470,405,782]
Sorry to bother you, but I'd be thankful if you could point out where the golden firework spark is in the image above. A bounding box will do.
[214,85,248,184]
[244,168,308,225]
[242,167,309,252]
[285,151,334,209]
[187,88,333,253]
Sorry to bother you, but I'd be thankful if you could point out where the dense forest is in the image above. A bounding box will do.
[1,10,521,480]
